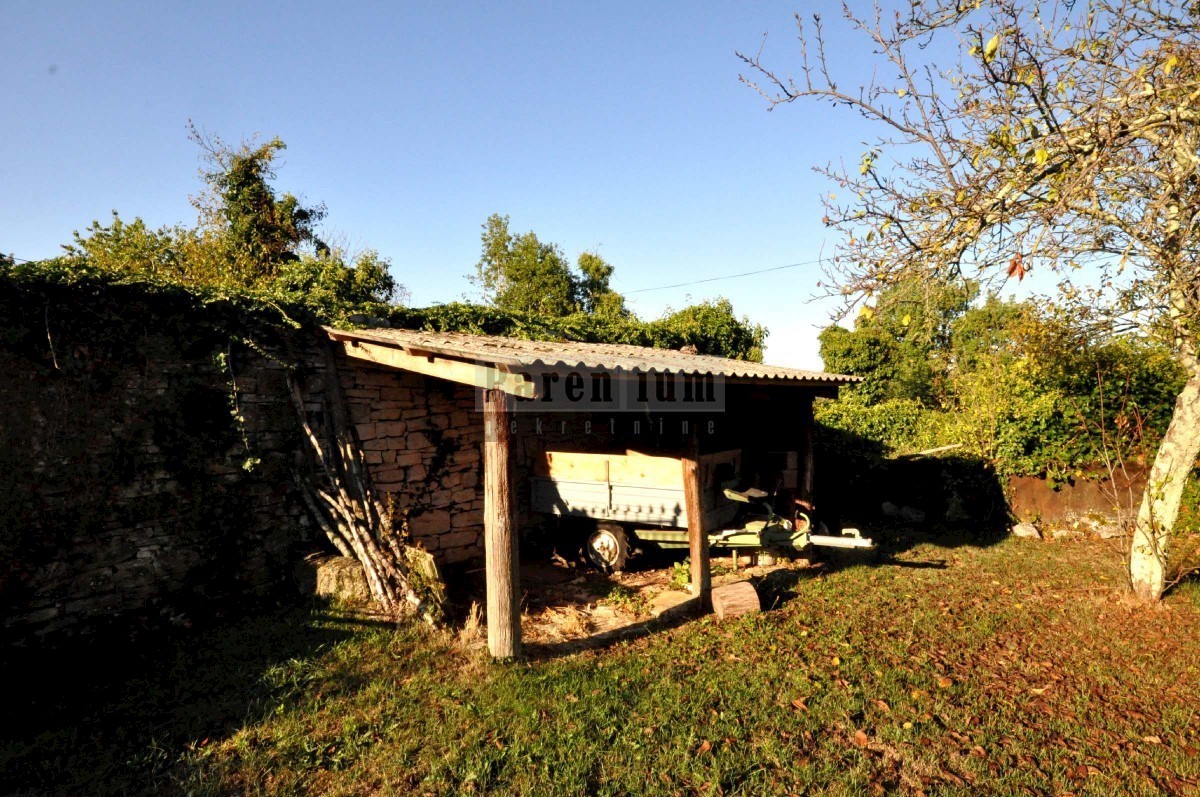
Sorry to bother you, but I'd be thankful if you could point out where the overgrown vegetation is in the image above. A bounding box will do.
[741,0,1200,600]
[817,278,1185,484]
[4,539,1198,795]
[23,129,766,360]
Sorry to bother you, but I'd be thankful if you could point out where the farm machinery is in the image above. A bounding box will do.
[531,449,873,571]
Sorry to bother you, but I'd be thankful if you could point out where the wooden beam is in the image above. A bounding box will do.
[483,388,521,659]
[797,394,815,512]
[681,438,711,611]
[332,338,535,398]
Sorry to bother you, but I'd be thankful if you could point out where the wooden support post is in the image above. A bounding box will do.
[483,388,520,659]
[797,394,815,512]
[681,440,711,611]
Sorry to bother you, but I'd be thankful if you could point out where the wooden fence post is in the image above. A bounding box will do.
[681,439,711,611]
[483,388,520,659]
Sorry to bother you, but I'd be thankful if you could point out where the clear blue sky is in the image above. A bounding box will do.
[1,1,1034,368]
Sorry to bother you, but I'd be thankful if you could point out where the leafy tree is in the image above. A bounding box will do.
[818,324,900,404]
[385,296,766,361]
[820,276,974,403]
[62,214,188,282]
[474,214,579,316]
[577,250,629,319]
[270,249,399,320]
[61,130,400,322]
[188,124,328,285]
[651,298,766,361]
[742,0,1200,600]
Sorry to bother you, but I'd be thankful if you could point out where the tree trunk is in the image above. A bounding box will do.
[1129,372,1200,600]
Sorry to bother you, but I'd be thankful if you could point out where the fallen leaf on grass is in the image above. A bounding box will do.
[1030,686,1050,695]
[697,740,712,754]
[791,698,808,712]
[853,729,870,748]
[1142,735,1162,744]
[937,676,954,688]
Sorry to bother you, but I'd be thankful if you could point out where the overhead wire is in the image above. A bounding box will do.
[623,257,827,294]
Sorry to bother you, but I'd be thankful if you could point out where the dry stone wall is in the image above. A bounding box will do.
[0,283,329,645]
[337,355,486,565]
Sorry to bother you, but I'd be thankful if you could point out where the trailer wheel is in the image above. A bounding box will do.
[585,523,630,572]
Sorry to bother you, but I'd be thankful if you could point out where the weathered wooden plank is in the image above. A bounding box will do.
[333,338,535,398]
[682,443,711,611]
[484,388,520,659]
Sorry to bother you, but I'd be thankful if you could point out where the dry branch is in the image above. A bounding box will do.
[287,342,443,623]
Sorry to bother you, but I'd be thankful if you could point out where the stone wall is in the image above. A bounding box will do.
[0,281,326,645]
[337,356,486,565]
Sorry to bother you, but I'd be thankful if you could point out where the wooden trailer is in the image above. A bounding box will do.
[531,448,871,570]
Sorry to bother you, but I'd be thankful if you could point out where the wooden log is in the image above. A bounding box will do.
[681,442,711,610]
[711,581,761,620]
[483,388,521,659]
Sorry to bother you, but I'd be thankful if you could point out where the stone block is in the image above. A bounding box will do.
[410,509,452,536]
[302,556,371,604]
[378,387,413,402]
[440,530,478,549]
[376,421,407,437]
[343,388,381,400]
[372,467,404,484]
[395,451,422,467]
[451,488,477,504]
[443,545,479,564]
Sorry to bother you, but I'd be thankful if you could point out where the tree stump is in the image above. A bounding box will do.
[711,581,760,620]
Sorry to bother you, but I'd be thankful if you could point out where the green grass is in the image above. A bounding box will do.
[4,538,1199,796]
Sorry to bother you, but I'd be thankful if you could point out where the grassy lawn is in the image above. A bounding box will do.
[4,537,1199,796]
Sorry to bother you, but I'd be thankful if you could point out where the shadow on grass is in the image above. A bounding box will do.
[0,599,389,797]
[815,423,1012,556]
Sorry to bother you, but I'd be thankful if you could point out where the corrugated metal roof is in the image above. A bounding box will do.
[326,326,859,386]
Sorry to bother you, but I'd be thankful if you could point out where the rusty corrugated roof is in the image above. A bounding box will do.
[326,326,859,386]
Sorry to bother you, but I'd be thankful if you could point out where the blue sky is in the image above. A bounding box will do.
[2,1,1037,367]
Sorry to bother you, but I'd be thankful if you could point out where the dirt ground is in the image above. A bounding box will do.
[509,548,821,652]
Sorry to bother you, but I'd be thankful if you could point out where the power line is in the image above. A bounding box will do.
[624,257,827,295]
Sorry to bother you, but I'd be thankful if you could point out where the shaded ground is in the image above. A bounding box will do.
[4,536,1200,796]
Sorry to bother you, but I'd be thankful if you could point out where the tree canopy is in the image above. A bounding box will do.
[60,130,399,322]
[473,213,630,319]
[742,0,1200,599]
[44,132,764,360]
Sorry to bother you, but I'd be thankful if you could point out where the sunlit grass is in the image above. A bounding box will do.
[4,537,1198,795]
